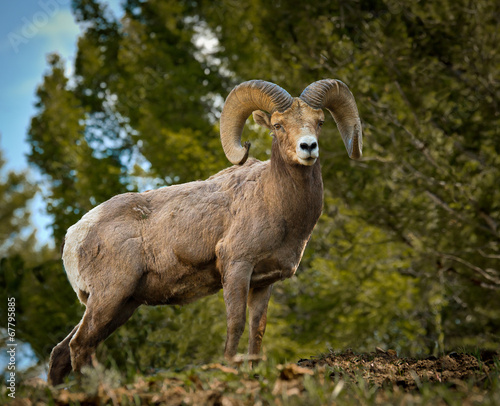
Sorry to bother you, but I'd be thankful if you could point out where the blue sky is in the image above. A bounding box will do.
[0,0,122,245]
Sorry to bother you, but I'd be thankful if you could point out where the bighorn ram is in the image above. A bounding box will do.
[48,79,362,385]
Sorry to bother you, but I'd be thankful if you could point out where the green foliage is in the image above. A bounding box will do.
[278,195,428,355]
[0,148,37,257]
[198,0,500,352]
[72,0,228,182]
[28,53,128,244]
[9,0,499,376]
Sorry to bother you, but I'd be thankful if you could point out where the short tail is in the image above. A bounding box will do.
[60,236,66,257]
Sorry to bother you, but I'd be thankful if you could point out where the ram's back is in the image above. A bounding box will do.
[62,159,269,304]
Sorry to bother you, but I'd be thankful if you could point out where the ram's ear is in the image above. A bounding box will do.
[252,110,273,130]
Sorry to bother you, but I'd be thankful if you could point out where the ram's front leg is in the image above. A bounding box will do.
[248,285,273,357]
[222,261,252,361]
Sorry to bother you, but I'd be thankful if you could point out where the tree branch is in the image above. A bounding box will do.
[437,251,500,287]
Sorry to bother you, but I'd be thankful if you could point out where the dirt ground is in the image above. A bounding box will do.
[298,348,498,390]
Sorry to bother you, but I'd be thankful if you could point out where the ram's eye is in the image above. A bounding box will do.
[318,121,324,128]
[273,124,281,130]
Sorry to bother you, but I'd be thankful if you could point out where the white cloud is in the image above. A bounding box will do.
[3,3,81,56]
[4,9,81,99]
[38,9,81,56]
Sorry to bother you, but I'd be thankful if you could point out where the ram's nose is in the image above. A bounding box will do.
[299,140,318,153]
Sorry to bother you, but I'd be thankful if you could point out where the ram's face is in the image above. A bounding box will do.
[254,99,325,166]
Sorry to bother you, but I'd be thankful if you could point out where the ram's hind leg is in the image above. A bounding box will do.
[69,294,139,373]
[48,323,80,385]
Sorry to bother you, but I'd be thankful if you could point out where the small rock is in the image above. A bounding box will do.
[387,349,398,358]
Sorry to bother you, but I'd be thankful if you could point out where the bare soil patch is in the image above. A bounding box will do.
[298,349,498,390]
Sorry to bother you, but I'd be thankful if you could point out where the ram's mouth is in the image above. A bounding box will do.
[298,156,317,166]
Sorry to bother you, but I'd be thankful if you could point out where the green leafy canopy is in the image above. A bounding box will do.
[4,0,498,373]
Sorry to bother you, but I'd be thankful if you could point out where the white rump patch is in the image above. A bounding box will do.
[62,204,104,299]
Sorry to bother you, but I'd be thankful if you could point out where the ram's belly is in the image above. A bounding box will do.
[133,260,222,306]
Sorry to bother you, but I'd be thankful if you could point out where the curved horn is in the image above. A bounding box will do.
[300,79,363,159]
[220,80,293,165]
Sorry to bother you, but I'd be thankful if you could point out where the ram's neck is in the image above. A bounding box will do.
[264,140,324,232]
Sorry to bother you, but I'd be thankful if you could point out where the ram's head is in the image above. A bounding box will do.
[220,79,363,166]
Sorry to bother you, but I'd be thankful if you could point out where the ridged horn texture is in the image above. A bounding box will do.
[220,80,294,165]
[300,79,363,159]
